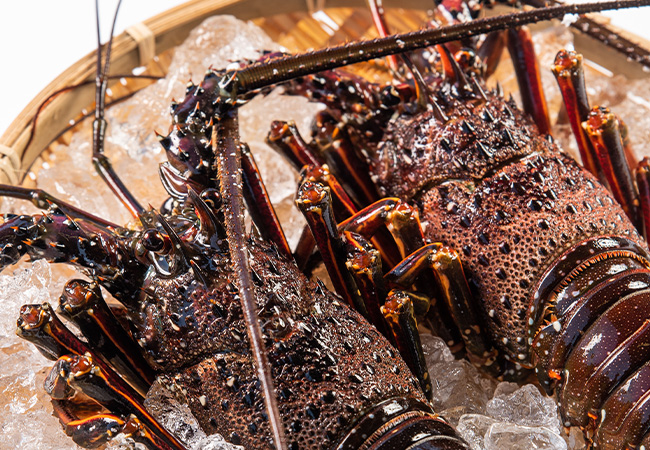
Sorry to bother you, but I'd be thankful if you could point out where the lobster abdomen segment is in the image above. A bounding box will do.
[560,289,650,425]
[597,359,650,448]
[529,237,650,445]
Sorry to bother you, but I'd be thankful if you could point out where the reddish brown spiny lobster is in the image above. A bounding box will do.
[2,1,650,450]
[258,2,650,449]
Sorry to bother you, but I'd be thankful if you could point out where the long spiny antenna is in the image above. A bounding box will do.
[213,112,287,450]
[93,0,144,217]
[95,0,122,123]
[226,0,650,96]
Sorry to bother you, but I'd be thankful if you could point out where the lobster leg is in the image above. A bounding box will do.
[583,106,642,230]
[296,164,403,271]
[307,111,381,206]
[266,120,323,171]
[477,31,507,79]
[51,398,148,449]
[296,177,367,314]
[240,143,292,259]
[505,26,551,135]
[340,197,425,261]
[16,303,186,449]
[552,49,643,231]
[382,289,434,400]
[45,355,185,450]
[268,125,358,218]
[0,184,118,228]
[298,164,435,277]
[343,230,393,338]
[551,50,601,179]
[636,158,650,241]
[276,70,392,207]
[0,211,145,303]
[57,279,156,390]
[17,303,148,398]
[385,244,498,372]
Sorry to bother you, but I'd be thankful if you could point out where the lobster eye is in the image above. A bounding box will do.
[141,229,166,252]
[200,188,222,209]
[380,85,402,106]
[455,48,484,77]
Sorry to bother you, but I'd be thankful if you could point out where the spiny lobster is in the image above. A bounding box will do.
[2,1,650,450]
[259,1,650,449]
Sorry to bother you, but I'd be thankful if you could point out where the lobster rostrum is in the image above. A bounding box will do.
[4,1,650,450]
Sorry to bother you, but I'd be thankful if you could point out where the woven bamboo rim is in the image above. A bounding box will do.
[1,0,648,187]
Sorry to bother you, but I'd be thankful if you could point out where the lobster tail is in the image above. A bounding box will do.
[531,236,650,446]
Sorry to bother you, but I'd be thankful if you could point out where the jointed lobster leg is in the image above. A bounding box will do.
[382,289,433,399]
[312,111,381,206]
[340,198,425,260]
[296,177,368,315]
[505,26,551,135]
[16,303,185,449]
[58,279,156,390]
[385,244,498,372]
[551,50,602,179]
[270,135,358,220]
[0,184,119,228]
[45,354,184,450]
[52,402,144,449]
[240,143,292,259]
[266,120,323,171]
[552,50,644,231]
[477,31,507,78]
[637,158,650,240]
[343,230,392,339]
[270,123,408,270]
[0,211,145,302]
[584,106,641,227]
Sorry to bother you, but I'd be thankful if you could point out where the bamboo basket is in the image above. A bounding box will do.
[0,0,649,190]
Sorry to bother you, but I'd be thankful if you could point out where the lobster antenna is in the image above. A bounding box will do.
[228,0,650,96]
[92,0,144,217]
[213,112,287,450]
[94,0,122,123]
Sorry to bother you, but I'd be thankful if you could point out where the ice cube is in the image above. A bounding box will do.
[484,422,567,450]
[143,380,208,448]
[457,414,498,450]
[422,334,497,425]
[486,383,561,433]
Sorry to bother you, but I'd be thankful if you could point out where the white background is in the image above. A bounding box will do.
[0,0,649,136]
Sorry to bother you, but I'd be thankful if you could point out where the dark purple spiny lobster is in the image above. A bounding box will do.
[3,1,650,450]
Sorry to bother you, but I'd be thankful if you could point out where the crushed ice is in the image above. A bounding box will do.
[423,333,583,450]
